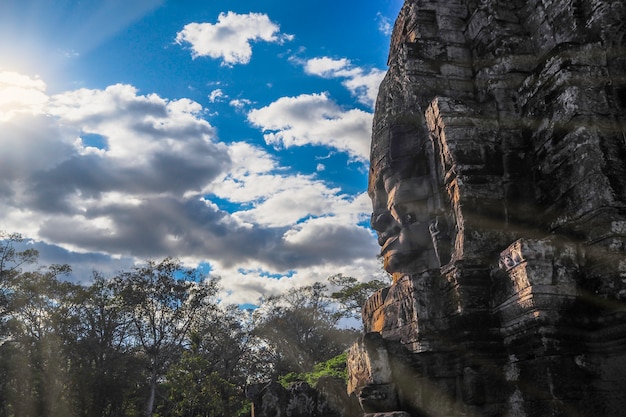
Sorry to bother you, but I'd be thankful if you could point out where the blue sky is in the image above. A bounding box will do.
[0,0,400,304]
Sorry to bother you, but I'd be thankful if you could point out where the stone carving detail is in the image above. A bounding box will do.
[347,0,626,416]
[369,118,453,281]
[498,240,524,271]
[347,333,399,413]
[247,378,360,417]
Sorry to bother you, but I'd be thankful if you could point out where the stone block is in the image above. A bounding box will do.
[436,14,466,31]
[446,45,472,62]
[440,62,473,79]
[446,79,476,94]
[437,29,466,44]
[434,3,469,18]
[405,40,446,61]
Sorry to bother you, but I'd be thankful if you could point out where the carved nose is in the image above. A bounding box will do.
[371,211,395,232]
[371,211,401,246]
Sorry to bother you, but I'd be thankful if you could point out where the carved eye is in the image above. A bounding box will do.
[402,213,416,225]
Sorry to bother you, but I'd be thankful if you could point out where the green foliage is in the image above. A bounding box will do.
[0,229,366,417]
[1,231,44,340]
[278,352,348,388]
[116,257,220,417]
[61,275,147,417]
[159,351,250,417]
[254,282,358,377]
[0,251,74,417]
[328,274,389,320]
[0,231,39,281]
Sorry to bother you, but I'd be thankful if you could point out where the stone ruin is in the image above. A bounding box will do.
[246,378,361,417]
[347,0,626,416]
[248,0,626,416]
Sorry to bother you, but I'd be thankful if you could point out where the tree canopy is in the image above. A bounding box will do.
[0,230,385,417]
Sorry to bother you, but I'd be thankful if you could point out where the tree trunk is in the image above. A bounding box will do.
[146,367,157,417]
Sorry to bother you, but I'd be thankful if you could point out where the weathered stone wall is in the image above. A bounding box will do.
[246,378,361,417]
[351,0,626,416]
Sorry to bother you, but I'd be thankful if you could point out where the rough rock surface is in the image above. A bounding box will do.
[246,378,361,417]
[348,0,626,417]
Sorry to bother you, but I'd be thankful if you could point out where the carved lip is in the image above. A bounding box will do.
[377,231,391,247]
[380,235,399,254]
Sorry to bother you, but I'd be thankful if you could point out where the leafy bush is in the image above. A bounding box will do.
[278,352,348,388]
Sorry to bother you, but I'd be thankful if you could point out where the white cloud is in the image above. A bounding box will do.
[342,68,386,107]
[210,194,381,305]
[0,71,48,121]
[46,84,222,175]
[214,246,383,306]
[247,92,372,161]
[304,57,385,108]
[229,98,252,109]
[175,12,293,66]
[304,57,353,77]
[0,71,76,180]
[218,141,278,179]
[209,142,349,228]
[0,71,382,307]
[205,143,380,300]
[377,13,393,36]
[1,74,231,254]
[283,216,364,246]
[231,176,340,227]
[0,70,47,91]
[208,88,226,102]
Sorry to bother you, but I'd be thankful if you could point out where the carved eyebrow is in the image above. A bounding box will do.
[388,180,431,205]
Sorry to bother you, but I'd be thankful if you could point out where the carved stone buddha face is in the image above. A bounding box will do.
[371,167,438,282]
[369,122,439,282]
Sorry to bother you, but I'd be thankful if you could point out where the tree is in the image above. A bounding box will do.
[254,282,358,377]
[190,304,260,384]
[117,258,219,417]
[0,231,74,417]
[328,274,389,321]
[0,231,38,340]
[1,264,73,417]
[160,349,249,417]
[59,274,145,417]
[0,231,38,280]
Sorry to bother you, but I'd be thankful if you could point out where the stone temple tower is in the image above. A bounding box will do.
[348,0,626,416]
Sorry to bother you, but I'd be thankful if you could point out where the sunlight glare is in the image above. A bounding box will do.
[0,70,48,122]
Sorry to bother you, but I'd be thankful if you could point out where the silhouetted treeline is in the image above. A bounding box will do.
[0,232,374,417]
